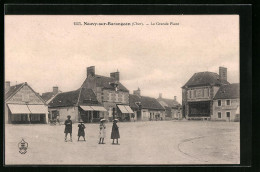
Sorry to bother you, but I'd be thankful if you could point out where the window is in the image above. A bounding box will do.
[226,100,231,106]
[218,112,221,118]
[218,100,222,106]
[204,88,208,97]
[226,112,230,118]
[115,93,119,102]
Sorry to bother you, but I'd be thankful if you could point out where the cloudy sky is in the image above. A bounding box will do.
[5,15,239,101]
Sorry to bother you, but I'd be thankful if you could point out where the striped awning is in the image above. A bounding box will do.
[124,106,134,113]
[27,105,48,114]
[91,106,107,112]
[117,105,134,113]
[8,104,31,114]
[80,106,94,111]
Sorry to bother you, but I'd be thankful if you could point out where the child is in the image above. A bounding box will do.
[99,119,106,144]
[77,120,86,141]
[111,119,120,144]
[64,115,72,142]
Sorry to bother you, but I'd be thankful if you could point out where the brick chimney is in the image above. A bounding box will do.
[110,71,120,81]
[133,87,141,96]
[87,66,95,77]
[159,93,162,99]
[219,66,227,81]
[5,81,10,93]
[53,86,59,94]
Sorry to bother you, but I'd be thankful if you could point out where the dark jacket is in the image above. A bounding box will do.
[78,123,85,137]
[111,123,120,139]
[64,119,72,133]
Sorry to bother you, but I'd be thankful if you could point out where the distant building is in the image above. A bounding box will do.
[41,86,61,104]
[182,67,230,120]
[212,83,240,122]
[5,81,48,124]
[157,93,182,120]
[129,88,165,121]
[48,87,106,123]
[80,66,133,122]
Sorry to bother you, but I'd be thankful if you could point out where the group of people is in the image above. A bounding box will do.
[64,115,120,144]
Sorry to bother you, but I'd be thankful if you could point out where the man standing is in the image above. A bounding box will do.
[64,115,72,142]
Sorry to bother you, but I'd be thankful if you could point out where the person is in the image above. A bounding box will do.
[56,115,60,125]
[64,115,73,142]
[111,119,120,144]
[77,120,86,141]
[99,119,106,144]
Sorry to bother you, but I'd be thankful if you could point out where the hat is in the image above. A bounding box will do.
[78,119,84,123]
[113,119,119,122]
[100,119,106,122]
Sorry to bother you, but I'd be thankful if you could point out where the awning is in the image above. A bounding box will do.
[91,106,107,112]
[80,106,94,111]
[117,105,129,113]
[27,105,48,114]
[124,106,134,113]
[8,104,31,114]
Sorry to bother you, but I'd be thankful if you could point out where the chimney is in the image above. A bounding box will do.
[159,93,162,99]
[133,87,141,96]
[219,66,227,81]
[174,96,177,101]
[110,71,120,81]
[5,81,10,93]
[53,86,59,94]
[87,66,95,78]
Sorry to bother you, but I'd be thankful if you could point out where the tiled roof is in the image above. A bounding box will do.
[49,87,99,107]
[129,94,165,110]
[82,75,129,92]
[5,83,25,101]
[213,83,240,100]
[182,72,229,88]
[41,92,56,102]
[157,98,181,108]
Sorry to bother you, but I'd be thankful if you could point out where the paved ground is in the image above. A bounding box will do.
[5,120,240,165]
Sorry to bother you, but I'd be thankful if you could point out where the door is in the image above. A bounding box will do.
[226,112,231,122]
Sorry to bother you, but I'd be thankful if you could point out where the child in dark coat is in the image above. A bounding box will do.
[77,120,86,141]
[111,119,120,144]
[64,115,72,142]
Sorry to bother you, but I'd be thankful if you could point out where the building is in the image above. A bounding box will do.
[41,86,61,104]
[212,83,240,121]
[48,86,107,123]
[5,81,48,124]
[80,66,133,122]
[129,88,165,121]
[157,93,182,120]
[182,67,230,120]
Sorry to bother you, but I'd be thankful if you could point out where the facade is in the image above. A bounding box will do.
[182,67,230,120]
[80,66,133,122]
[5,82,48,124]
[41,86,61,104]
[157,93,182,120]
[212,83,240,122]
[129,88,165,121]
[48,87,107,123]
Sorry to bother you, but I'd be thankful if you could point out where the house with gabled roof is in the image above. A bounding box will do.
[157,93,182,120]
[129,88,165,121]
[80,66,133,122]
[48,86,107,123]
[182,67,230,120]
[4,81,48,124]
[41,86,62,104]
[212,83,240,121]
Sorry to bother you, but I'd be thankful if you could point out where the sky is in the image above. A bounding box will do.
[5,15,239,102]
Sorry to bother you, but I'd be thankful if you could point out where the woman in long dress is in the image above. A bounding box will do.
[99,119,106,144]
[111,119,120,144]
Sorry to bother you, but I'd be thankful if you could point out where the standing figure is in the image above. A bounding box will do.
[99,119,106,144]
[56,115,60,125]
[77,120,86,141]
[64,115,73,142]
[111,119,120,144]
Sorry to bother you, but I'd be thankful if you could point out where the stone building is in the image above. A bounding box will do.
[5,81,48,124]
[157,93,182,120]
[79,66,133,121]
[182,67,230,120]
[212,83,240,121]
[129,88,165,121]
